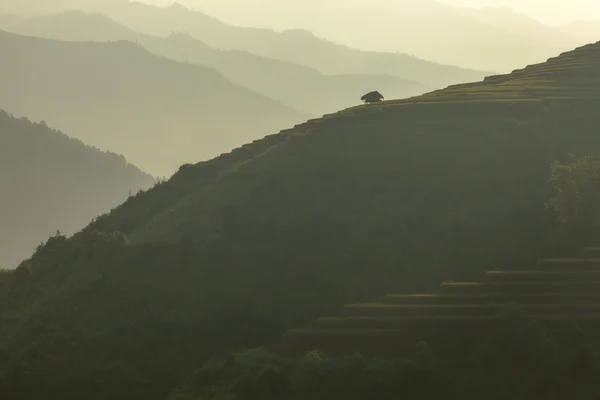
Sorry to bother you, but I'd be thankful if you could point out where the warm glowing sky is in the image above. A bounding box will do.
[144,0,600,26]
[439,0,600,24]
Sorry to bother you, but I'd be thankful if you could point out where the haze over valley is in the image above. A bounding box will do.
[0,110,154,269]
[1,1,600,399]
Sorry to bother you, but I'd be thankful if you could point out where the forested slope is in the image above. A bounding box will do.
[0,110,154,269]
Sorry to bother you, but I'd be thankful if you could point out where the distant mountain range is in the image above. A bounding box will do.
[170,0,586,72]
[3,1,487,85]
[9,11,433,116]
[2,0,598,73]
[0,29,306,177]
[81,2,489,88]
[0,109,154,269]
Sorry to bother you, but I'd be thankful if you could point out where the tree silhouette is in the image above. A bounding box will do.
[361,91,384,104]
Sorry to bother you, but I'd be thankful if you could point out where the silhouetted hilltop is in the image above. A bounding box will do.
[0,29,306,177]
[2,40,600,400]
[99,2,488,88]
[0,109,154,270]
[10,11,432,115]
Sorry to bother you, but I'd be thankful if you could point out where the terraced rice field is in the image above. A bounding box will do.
[276,41,600,356]
[332,41,600,123]
[281,246,600,356]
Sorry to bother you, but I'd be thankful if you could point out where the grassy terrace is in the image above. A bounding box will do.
[485,270,600,282]
[537,258,600,270]
[439,281,600,294]
[281,246,600,355]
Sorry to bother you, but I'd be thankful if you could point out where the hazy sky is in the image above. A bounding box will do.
[440,0,600,24]
[149,0,600,26]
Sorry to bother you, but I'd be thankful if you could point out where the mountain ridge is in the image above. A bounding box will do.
[0,109,155,269]
[0,29,307,177]
[96,1,490,88]
[2,33,600,400]
[172,0,569,72]
[9,11,433,115]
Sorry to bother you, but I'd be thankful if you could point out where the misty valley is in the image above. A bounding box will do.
[2,1,600,399]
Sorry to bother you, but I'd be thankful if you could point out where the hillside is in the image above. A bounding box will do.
[2,40,600,400]
[96,2,488,88]
[0,29,306,177]
[282,249,600,356]
[0,109,154,270]
[9,11,432,115]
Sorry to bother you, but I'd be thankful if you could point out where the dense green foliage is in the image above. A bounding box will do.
[0,109,154,269]
[8,11,432,116]
[1,39,600,399]
[0,29,305,176]
[546,154,600,244]
[171,314,600,400]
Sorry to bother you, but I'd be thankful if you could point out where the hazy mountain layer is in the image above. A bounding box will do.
[197,0,569,72]
[10,11,432,115]
[0,109,154,269]
[559,19,600,44]
[1,40,600,399]
[0,29,306,177]
[0,0,590,73]
[94,2,489,88]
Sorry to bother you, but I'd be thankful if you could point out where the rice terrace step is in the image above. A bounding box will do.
[280,247,600,355]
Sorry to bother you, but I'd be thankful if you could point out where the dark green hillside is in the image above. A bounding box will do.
[2,42,600,399]
[0,109,154,269]
[9,11,432,115]
[282,247,600,357]
[0,29,306,177]
[102,2,488,88]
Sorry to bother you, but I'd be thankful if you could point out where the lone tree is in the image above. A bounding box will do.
[361,91,384,104]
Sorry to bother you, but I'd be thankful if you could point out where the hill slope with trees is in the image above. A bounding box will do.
[2,41,600,400]
[9,11,432,116]
[0,109,154,269]
[0,29,306,177]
